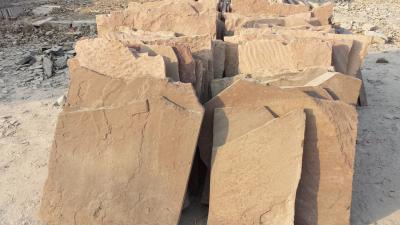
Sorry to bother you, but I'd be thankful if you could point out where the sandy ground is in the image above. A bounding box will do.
[1,0,400,225]
[351,48,400,225]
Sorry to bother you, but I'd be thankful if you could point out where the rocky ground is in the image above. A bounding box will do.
[0,0,400,224]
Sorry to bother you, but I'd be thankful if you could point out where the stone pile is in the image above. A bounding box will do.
[39,0,370,224]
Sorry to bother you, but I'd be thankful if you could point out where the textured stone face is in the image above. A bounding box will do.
[208,110,305,225]
[212,106,275,148]
[140,44,180,81]
[75,38,166,79]
[230,0,309,17]
[40,59,204,225]
[96,0,219,38]
[224,38,332,77]
[223,12,313,35]
[311,2,333,26]
[198,80,358,225]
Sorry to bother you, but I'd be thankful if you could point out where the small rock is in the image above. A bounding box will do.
[43,56,53,79]
[32,17,54,27]
[32,5,61,16]
[45,31,54,36]
[54,95,66,107]
[44,46,64,56]
[376,58,389,64]
[362,23,378,31]
[54,56,67,69]
[18,54,36,65]
[365,31,388,44]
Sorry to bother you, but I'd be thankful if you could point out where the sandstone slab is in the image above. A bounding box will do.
[208,110,305,225]
[199,79,358,225]
[224,38,332,77]
[75,38,165,79]
[96,0,220,38]
[212,106,275,148]
[40,59,204,225]
[230,0,309,17]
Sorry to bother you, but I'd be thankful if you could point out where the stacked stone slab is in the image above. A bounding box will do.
[40,38,204,225]
[198,0,367,225]
[40,0,370,224]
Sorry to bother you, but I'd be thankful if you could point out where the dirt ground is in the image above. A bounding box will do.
[0,0,400,225]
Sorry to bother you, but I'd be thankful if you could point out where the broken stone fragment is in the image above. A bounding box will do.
[42,55,53,79]
[208,109,305,225]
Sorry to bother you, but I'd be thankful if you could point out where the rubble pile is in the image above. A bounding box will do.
[39,0,371,224]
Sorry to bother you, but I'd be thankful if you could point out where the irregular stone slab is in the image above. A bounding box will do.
[96,0,219,38]
[233,28,353,74]
[224,38,332,77]
[301,72,362,105]
[198,79,358,225]
[210,68,336,100]
[229,28,370,105]
[223,12,313,35]
[75,38,165,79]
[208,110,305,225]
[230,0,309,17]
[311,2,333,26]
[174,45,197,84]
[140,44,180,81]
[40,60,204,225]
[103,31,213,102]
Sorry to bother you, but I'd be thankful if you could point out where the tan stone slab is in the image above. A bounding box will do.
[208,109,305,225]
[213,106,275,147]
[230,0,310,17]
[40,60,204,225]
[311,2,333,26]
[140,44,180,81]
[226,38,332,77]
[223,12,313,34]
[100,30,214,101]
[233,28,352,74]
[75,38,166,79]
[96,0,219,38]
[302,72,362,105]
[198,79,358,225]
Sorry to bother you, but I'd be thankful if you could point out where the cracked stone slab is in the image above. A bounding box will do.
[40,60,204,225]
[208,110,305,225]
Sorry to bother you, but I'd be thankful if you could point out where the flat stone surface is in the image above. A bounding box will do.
[208,110,305,225]
[225,38,332,77]
[212,106,275,147]
[230,0,309,17]
[75,38,166,79]
[96,0,219,38]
